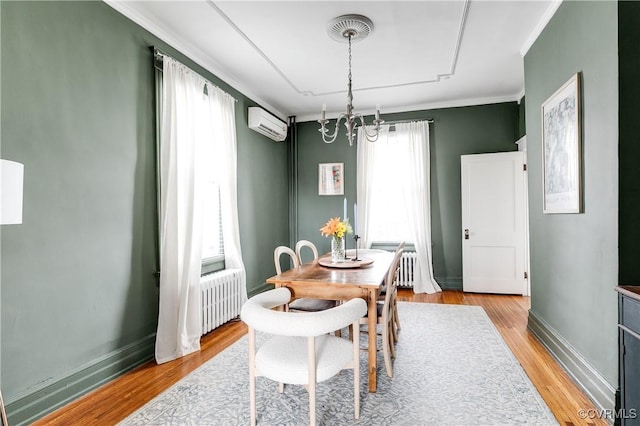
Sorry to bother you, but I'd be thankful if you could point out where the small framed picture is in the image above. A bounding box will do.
[541,72,582,214]
[318,163,344,196]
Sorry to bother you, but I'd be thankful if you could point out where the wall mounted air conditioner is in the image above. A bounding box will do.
[248,107,287,142]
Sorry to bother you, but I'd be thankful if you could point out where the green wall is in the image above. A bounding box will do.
[0,2,288,423]
[517,96,526,139]
[524,0,618,398]
[1,0,625,421]
[295,103,519,288]
[618,1,640,285]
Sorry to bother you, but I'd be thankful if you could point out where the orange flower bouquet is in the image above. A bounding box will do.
[320,217,352,262]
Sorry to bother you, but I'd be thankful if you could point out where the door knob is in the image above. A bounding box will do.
[464,229,469,240]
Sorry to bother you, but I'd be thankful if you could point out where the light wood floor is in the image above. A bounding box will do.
[34,290,606,426]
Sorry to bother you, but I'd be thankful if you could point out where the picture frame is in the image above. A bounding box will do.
[541,72,582,214]
[318,163,344,196]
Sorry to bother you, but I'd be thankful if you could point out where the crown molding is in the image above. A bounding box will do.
[296,93,522,123]
[103,0,289,121]
[520,0,563,57]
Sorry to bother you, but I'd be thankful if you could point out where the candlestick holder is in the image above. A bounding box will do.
[352,234,360,261]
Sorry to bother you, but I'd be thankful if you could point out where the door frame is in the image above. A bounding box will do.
[516,136,531,296]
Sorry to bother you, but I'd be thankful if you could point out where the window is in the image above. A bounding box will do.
[199,114,224,267]
[365,130,415,243]
[358,120,441,294]
[154,52,246,362]
[154,52,225,274]
[201,180,223,261]
[195,91,227,273]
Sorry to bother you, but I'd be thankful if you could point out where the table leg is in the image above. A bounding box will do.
[367,288,377,393]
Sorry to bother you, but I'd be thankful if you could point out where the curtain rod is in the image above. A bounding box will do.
[152,47,237,103]
[383,118,435,125]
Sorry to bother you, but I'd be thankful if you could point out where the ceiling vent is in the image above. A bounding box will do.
[248,107,287,142]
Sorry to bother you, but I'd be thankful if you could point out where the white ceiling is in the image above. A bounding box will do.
[106,0,561,122]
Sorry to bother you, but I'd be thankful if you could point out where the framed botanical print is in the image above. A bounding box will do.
[318,163,344,196]
[541,72,582,214]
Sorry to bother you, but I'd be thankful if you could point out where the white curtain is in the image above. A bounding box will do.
[356,121,441,294]
[155,57,245,363]
[207,83,247,301]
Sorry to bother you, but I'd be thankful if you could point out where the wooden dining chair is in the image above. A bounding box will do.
[359,243,404,378]
[274,246,336,312]
[241,287,366,426]
[371,243,405,341]
[346,244,405,342]
[0,389,7,426]
[388,243,405,342]
[295,239,319,265]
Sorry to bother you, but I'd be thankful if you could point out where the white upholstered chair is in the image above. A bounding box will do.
[241,287,367,426]
[274,246,336,312]
[359,243,404,378]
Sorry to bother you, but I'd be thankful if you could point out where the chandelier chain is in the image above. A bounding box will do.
[347,34,353,106]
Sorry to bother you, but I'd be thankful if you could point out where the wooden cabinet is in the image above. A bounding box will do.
[617,286,640,425]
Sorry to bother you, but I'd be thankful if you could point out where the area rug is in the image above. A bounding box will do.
[119,302,557,425]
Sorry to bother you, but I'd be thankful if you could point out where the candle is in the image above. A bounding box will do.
[354,203,358,235]
[343,197,347,221]
[321,104,327,121]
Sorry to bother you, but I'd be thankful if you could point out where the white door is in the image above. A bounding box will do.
[461,151,528,295]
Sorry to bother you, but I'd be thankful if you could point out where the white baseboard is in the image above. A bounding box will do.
[528,310,616,421]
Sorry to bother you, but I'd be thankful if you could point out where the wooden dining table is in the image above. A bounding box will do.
[265,250,394,393]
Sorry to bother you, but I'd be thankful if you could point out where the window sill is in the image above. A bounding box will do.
[202,256,225,275]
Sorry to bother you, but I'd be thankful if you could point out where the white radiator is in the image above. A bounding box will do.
[201,269,244,336]
[397,252,417,288]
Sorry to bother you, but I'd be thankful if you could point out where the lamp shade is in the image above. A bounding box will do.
[1,159,24,225]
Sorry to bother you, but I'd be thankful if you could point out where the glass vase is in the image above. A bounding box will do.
[331,236,346,263]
